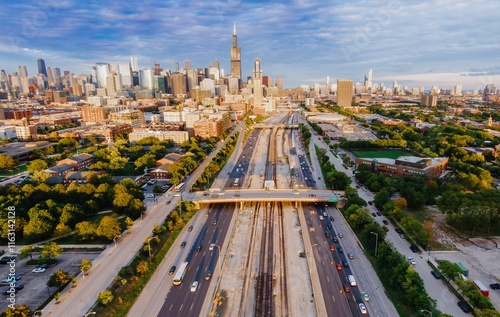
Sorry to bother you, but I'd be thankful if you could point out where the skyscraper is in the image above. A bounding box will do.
[184,60,191,70]
[337,79,353,107]
[364,69,372,89]
[253,57,263,107]
[131,55,139,72]
[230,22,241,80]
[95,63,110,88]
[277,77,283,90]
[253,57,262,80]
[37,58,47,77]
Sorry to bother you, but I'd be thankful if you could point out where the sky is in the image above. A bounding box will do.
[1,0,500,90]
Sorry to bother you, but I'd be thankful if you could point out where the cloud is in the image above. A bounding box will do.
[0,0,499,89]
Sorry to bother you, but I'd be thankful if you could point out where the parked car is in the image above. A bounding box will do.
[382,220,388,225]
[490,283,500,289]
[32,264,48,273]
[407,257,416,265]
[457,301,471,313]
[410,245,421,253]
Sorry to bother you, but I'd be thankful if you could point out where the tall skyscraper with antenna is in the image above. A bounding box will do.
[230,22,241,80]
[37,58,47,77]
[131,55,139,72]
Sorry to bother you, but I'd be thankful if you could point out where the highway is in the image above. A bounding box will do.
[157,203,235,317]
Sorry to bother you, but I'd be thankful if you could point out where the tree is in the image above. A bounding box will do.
[23,217,52,241]
[46,269,70,287]
[0,154,16,170]
[394,197,408,210]
[19,245,36,261]
[79,258,92,275]
[54,223,72,237]
[97,290,114,305]
[373,189,390,207]
[75,221,97,241]
[400,217,429,247]
[41,242,63,260]
[27,159,48,174]
[437,260,463,281]
[96,216,122,241]
[1,305,32,316]
[136,260,149,276]
[125,217,135,231]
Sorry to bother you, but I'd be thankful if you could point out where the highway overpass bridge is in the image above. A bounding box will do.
[252,124,299,129]
[181,189,344,208]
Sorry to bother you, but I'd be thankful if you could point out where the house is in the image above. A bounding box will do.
[56,153,94,171]
[46,164,74,177]
[150,164,171,180]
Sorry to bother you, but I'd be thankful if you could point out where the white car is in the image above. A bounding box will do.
[209,243,215,251]
[190,281,199,292]
[32,267,46,273]
[359,303,367,314]
[407,256,416,265]
[146,194,154,198]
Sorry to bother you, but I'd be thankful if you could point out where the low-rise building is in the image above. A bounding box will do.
[46,164,74,177]
[56,153,94,171]
[129,130,189,145]
[354,156,448,178]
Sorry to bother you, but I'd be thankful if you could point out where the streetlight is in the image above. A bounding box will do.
[146,237,155,258]
[32,310,43,317]
[84,313,96,317]
[113,235,120,247]
[420,309,432,317]
[370,232,379,257]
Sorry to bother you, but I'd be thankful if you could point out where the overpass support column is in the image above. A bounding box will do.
[295,201,298,209]
[240,201,244,210]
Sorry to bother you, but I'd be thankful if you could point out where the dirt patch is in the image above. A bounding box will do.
[468,237,498,250]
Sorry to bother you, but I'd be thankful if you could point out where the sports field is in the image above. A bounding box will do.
[351,149,414,159]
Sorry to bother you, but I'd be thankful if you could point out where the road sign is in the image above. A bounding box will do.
[328,198,338,203]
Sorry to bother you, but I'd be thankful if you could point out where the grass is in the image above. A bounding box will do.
[0,163,28,178]
[351,149,414,159]
[403,209,428,223]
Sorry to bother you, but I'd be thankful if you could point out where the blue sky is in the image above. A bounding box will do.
[1,0,499,90]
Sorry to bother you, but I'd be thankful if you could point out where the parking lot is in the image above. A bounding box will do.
[0,251,100,312]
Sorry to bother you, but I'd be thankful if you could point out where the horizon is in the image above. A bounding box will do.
[1,1,499,90]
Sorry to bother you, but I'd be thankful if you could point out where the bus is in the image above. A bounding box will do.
[173,262,189,286]
[175,182,185,192]
[233,178,239,186]
[474,280,490,296]
[455,262,469,276]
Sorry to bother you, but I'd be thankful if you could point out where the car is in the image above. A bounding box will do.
[209,243,215,251]
[343,284,350,293]
[204,270,212,280]
[338,246,343,253]
[212,219,218,225]
[336,263,342,270]
[490,283,500,289]
[3,288,19,295]
[395,228,404,234]
[146,193,154,198]
[457,301,471,313]
[338,232,343,238]
[32,267,46,273]
[196,245,202,252]
[323,212,327,217]
[330,245,335,252]
[371,212,377,217]
[382,220,388,225]
[3,275,21,281]
[342,260,349,268]
[359,303,367,314]
[410,245,421,253]
[166,200,171,205]
[205,211,210,217]
[329,216,334,222]
[190,281,199,292]
[361,291,369,302]
[431,271,441,279]
[400,234,406,239]
[188,226,193,232]
[383,226,389,232]
[348,253,354,259]
[180,241,186,248]
[325,233,330,239]
[333,237,339,243]
[319,215,324,221]
[407,257,416,265]
[327,223,332,229]
[368,201,373,205]
[169,266,176,274]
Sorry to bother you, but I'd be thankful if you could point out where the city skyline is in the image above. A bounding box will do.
[1,0,500,90]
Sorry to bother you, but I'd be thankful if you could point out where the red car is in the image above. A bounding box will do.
[330,245,335,252]
[336,263,342,270]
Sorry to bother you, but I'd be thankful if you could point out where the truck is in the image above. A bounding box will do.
[474,280,489,296]
[455,262,469,277]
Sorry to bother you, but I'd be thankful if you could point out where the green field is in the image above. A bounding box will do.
[351,149,414,159]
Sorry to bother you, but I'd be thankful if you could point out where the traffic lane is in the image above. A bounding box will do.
[304,205,353,317]
[158,205,234,317]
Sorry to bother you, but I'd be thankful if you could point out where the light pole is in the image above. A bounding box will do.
[84,313,96,317]
[420,309,432,317]
[32,310,43,317]
[370,232,379,257]
[113,235,120,247]
[147,237,155,258]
